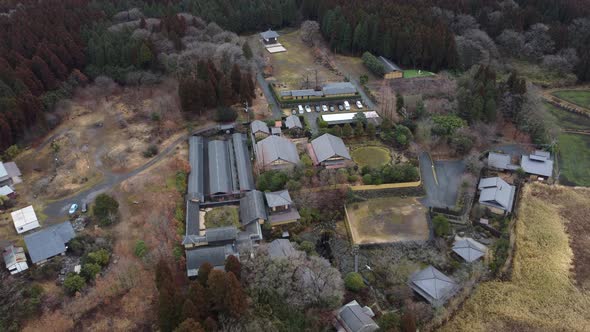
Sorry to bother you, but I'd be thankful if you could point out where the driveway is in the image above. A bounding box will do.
[419,152,465,208]
[255,71,282,119]
[42,124,220,220]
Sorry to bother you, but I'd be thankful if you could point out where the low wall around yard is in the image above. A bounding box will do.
[350,181,425,199]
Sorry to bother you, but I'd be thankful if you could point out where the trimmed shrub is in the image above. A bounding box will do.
[344,272,366,292]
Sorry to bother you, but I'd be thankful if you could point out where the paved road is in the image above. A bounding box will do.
[255,71,282,119]
[42,124,220,220]
[419,152,465,208]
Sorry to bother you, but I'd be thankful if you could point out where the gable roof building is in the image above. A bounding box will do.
[208,140,233,195]
[265,190,293,209]
[260,29,279,41]
[11,205,40,234]
[232,133,255,192]
[334,300,379,332]
[322,82,357,96]
[3,245,28,274]
[409,266,458,307]
[186,244,238,277]
[256,135,300,169]
[452,237,487,262]
[24,221,75,264]
[240,190,268,225]
[310,133,351,166]
[188,136,205,202]
[285,115,303,129]
[268,239,297,259]
[379,56,402,73]
[478,177,516,213]
[521,150,553,177]
[251,120,270,136]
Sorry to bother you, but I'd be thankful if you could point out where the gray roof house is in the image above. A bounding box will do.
[478,177,516,213]
[240,190,268,225]
[268,239,297,259]
[256,135,300,169]
[265,190,293,208]
[452,237,487,262]
[322,82,357,96]
[521,150,553,177]
[334,300,379,332]
[24,221,75,265]
[310,133,351,166]
[186,244,238,277]
[487,152,519,171]
[251,120,270,136]
[409,266,458,307]
[285,115,303,130]
[265,189,301,225]
[260,29,279,42]
[232,133,255,192]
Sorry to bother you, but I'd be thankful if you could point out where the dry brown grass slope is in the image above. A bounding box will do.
[442,183,590,332]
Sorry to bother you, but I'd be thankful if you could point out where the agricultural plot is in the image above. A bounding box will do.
[345,196,429,245]
[545,103,590,186]
[442,184,590,331]
[351,146,391,169]
[552,90,590,109]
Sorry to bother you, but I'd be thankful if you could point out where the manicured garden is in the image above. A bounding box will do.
[204,206,240,228]
[552,90,590,109]
[351,146,391,169]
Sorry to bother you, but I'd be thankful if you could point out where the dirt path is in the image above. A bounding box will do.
[42,123,220,221]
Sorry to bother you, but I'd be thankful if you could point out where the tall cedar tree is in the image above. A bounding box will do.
[158,284,180,332]
[207,270,227,312]
[180,299,199,322]
[224,272,247,318]
[197,262,213,287]
[230,64,242,95]
[224,255,241,279]
[188,282,208,320]
[175,319,204,332]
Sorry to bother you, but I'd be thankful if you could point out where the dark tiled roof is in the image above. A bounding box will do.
[260,29,279,39]
[256,135,300,166]
[205,226,238,243]
[208,140,233,195]
[264,190,292,208]
[311,133,351,163]
[337,300,379,332]
[185,200,201,236]
[188,136,204,201]
[232,133,255,192]
[409,266,458,307]
[322,82,357,96]
[240,190,268,225]
[186,244,238,276]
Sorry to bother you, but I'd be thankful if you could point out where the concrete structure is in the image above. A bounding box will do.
[11,205,40,234]
[521,150,553,178]
[24,221,75,265]
[409,266,458,307]
[487,152,519,171]
[3,245,28,274]
[452,237,487,262]
[334,300,379,332]
[256,135,300,170]
[309,133,352,167]
[379,56,403,79]
[321,111,380,126]
[267,239,297,259]
[478,177,516,214]
[264,190,301,225]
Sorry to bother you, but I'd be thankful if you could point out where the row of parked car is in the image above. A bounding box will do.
[292,100,364,115]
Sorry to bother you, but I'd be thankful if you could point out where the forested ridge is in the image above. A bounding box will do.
[1,0,590,152]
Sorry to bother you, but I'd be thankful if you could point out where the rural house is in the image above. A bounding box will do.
[487,152,519,171]
[251,120,270,139]
[255,135,300,170]
[379,56,403,79]
[0,161,21,187]
[333,300,379,332]
[285,114,303,131]
[3,245,28,274]
[309,133,352,168]
[11,205,40,234]
[452,237,487,263]
[521,150,554,178]
[478,177,516,214]
[264,189,301,225]
[24,221,75,265]
[409,266,458,307]
[267,239,297,259]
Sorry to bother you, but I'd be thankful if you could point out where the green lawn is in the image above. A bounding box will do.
[557,133,590,187]
[403,69,435,78]
[351,146,391,169]
[544,102,590,130]
[204,206,240,229]
[552,90,590,109]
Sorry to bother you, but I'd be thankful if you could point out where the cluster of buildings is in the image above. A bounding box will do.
[477,150,554,215]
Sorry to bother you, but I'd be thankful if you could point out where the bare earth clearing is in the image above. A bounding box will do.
[346,196,429,245]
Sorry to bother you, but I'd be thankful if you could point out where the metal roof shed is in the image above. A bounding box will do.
[409,266,458,307]
[452,237,487,262]
[11,205,40,234]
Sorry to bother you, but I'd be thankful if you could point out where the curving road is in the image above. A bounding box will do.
[42,124,219,221]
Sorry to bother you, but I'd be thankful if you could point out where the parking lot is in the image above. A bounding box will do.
[283,101,368,134]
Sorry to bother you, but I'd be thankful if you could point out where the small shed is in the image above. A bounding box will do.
[11,205,41,234]
[3,245,28,274]
[0,185,15,198]
[260,29,279,44]
[334,300,379,332]
[452,237,487,262]
[409,266,458,307]
[379,56,403,79]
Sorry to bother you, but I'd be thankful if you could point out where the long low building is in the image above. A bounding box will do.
[279,82,358,100]
[321,111,381,126]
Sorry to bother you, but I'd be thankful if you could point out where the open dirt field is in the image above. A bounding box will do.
[442,184,590,332]
[345,196,429,245]
[267,30,342,90]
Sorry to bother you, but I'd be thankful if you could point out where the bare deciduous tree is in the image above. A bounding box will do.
[300,20,320,46]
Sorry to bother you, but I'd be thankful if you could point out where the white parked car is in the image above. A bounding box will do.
[356,100,363,109]
[298,105,304,114]
[343,100,351,111]
[322,104,328,112]
[305,105,312,113]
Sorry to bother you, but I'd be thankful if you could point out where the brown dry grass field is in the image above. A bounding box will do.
[345,196,429,245]
[442,183,590,332]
